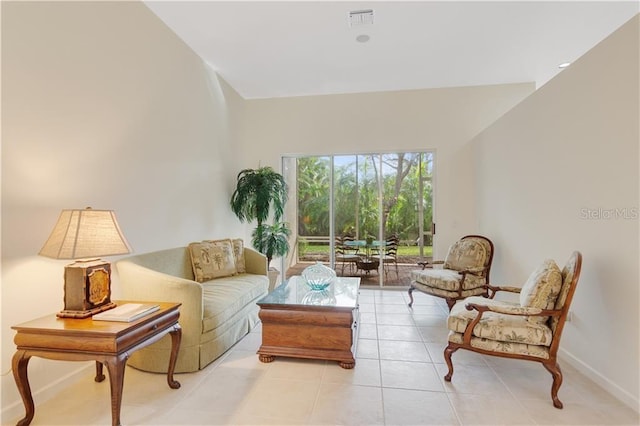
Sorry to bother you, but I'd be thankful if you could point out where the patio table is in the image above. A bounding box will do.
[344,240,386,274]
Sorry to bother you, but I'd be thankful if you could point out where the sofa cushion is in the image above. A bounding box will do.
[411,282,487,299]
[448,296,553,346]
[411,268,486,291]
[188,240,237,282]
[201,274,268,333]
[448,331,550,359]
[519,259,562,323]
[232,239,246,274]
[205,238,247,274]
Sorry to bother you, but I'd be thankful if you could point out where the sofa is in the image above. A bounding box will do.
[116,239,268,373]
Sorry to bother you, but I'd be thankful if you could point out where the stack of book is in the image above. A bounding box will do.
[92,303,159,322]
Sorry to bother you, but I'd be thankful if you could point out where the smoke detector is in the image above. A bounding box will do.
[348,9,374,27]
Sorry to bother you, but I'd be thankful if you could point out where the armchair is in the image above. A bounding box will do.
[444,251,582,409]
[408,235,494,310]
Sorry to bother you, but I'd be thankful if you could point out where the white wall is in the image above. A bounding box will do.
[242,84,534,257]
[473,15,639,409]
[1,2,246,419]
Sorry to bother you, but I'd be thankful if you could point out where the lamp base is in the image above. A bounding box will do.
[57,301,117,319]
[61,259,115,318]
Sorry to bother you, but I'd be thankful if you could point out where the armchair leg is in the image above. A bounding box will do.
[445,299,456,311]
[408,285,415,307]
[543,361,564,409]
[444,344,458,381]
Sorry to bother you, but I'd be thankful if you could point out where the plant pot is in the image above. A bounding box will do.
[268,267,281,292]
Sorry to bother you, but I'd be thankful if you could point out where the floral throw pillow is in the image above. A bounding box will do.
[203,239,246,274]
[231,239,246,274]
[519,259,562,323]
[188,240,237,282]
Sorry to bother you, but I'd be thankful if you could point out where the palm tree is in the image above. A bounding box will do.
[230,166,289,262]
[252,222,291,267]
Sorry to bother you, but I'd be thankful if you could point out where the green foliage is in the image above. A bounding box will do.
[252,222,291,266]
[297,157,330,235]
[230,166,290,261]
[297,237,309,257]
[230,166,288,227]
[297,153,433,242]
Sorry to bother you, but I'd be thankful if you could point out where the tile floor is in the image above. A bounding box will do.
[6,289,639,425]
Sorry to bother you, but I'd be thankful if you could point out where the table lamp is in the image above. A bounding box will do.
[39,207,131,318]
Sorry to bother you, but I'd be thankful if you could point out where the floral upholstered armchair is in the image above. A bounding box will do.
[408,235,494,310]
[444,251,582,409]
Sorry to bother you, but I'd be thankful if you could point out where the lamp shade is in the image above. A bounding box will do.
[39,208,131,260]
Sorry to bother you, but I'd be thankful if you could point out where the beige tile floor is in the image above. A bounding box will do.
[6,289,639,425]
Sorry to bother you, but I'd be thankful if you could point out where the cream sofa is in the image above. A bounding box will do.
[116,241,268,373]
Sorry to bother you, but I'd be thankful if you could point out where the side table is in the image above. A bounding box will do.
[11,301,182,426]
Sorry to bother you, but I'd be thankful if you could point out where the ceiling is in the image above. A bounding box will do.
[144,1,639,99]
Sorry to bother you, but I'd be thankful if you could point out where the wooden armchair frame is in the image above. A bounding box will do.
[444,251,582,409]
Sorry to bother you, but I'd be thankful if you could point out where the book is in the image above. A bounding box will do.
[92,303,160,322]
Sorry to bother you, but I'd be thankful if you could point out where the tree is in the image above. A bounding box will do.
[297,157,330,236]
[230,166,289,263]
[295,152,433,247]
[252,222,291,266]
[378,153,420,235]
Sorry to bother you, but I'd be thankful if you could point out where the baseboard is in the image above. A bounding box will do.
[1,362,93,423]
[559,348,639,412]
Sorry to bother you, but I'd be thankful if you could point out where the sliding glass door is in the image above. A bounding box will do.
[282,151,433,287]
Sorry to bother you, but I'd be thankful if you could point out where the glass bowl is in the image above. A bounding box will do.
[302,262,336,291]
[301,289,336,306]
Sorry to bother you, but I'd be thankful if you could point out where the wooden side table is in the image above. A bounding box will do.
[11,301,182,426]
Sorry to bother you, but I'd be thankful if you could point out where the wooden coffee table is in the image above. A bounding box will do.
[257,276,360,369]
[11,301,181,426]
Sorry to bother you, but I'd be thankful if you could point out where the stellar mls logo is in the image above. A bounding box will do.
[580,207,639,220]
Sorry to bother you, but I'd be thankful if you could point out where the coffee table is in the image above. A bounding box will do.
[257,276,360,368]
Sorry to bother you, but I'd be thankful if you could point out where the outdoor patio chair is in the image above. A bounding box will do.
[371,234,399,278]
[408,235,494,310]
[444,251,582,409]
[335,235,360,275]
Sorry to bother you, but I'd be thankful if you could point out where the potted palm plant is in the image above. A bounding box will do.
[230,166,289,289]
[252,222,291,267]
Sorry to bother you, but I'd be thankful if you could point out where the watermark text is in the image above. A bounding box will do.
[580,207,639,220]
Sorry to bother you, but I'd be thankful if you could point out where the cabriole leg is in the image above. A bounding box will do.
[543,361,564,409]
[167,324,182,389]
[105,355,127,426]
[12,351,34,426]
[408,286,415,307]
[444,345,458,381]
